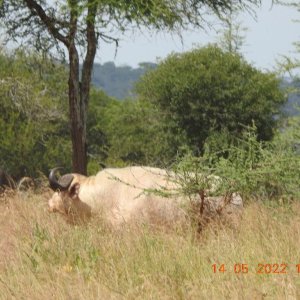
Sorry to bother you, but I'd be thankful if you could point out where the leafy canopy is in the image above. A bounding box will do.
[136,45,286,154]
[0,49,71,178]
[0,0,260,53]
[87,92,183,168]
[0,0,261,175]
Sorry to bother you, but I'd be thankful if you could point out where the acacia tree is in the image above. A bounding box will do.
[217,4,248,54]
[0,0,260,174]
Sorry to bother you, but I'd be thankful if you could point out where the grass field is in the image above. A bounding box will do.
[1,189,300,299]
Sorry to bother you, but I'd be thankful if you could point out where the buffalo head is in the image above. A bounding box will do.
[48,168,90,222]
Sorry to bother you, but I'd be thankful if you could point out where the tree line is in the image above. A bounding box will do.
[0,45,286,174]
[2,43,300,201]
[0,0,261,175]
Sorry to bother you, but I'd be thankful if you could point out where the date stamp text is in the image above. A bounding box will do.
[212,263,300,274]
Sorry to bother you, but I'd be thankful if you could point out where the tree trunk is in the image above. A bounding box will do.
[71,0,97,175]
[22,0,94,175]
[68,44,87,175]
[80,1,97,174]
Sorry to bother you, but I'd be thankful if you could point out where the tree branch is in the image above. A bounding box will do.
[23,0,69,47]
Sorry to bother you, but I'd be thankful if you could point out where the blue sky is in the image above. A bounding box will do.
[97,1,300,72]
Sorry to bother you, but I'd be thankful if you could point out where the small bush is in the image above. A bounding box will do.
[173,123,300,202]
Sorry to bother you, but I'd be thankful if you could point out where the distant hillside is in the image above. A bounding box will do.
[91,63,300,116]
[91,62,156,99]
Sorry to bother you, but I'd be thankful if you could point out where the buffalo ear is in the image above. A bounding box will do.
[69,183,80,199]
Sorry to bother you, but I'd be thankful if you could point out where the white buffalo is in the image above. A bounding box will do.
[48,166,243,228]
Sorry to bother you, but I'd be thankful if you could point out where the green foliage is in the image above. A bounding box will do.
[0,0,261,174]
[0,50,71,178]
[101,99,165,166]
[136,45,286,154]
[0,0,260,56]
[87,89,114,173]
[94,0,260,31]
[87,90,185,168]
[174,123,300,201]
[217,5,248,54]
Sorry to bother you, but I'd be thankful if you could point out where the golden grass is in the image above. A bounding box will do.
[1,190,300,299]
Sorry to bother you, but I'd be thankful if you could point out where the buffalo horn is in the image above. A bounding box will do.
[49,167,73,191]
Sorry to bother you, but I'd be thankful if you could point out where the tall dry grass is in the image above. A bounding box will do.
[1,190,300,299]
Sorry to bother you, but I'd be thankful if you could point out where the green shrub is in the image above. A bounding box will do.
[136,45,286,154]
[173,123,300,201]
[0,50,71,178]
